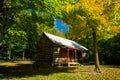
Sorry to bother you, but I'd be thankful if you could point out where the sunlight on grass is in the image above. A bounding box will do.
[0,61,120,80]
[0,61,34,66]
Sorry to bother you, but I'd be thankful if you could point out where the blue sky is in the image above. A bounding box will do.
[55,18,69,32]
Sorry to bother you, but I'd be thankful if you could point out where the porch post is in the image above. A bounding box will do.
[81,51,84,64]
[67,48,69,61]
[75,50,77,62]
[67,48,70,66]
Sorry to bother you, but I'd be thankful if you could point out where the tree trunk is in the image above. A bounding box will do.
[8,50,11,60]
[22,52,25,60]
[92,28,101,73]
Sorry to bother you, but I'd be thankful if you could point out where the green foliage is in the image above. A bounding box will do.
[2,24,27,59]
[99,33,120,65]
[0,0,66,60]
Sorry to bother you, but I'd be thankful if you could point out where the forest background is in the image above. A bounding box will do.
[0,0,120,66]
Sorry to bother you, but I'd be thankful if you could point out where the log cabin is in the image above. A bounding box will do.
[36,32,88,66]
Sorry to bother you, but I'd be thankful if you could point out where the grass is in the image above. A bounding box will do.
[0,61,120,80]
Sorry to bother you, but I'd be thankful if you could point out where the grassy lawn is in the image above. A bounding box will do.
[0,61,120,80]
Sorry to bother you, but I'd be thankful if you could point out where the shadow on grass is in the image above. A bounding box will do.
[0,62,76,79]
[101,65,120,69]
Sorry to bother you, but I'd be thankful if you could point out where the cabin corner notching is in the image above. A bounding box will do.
[36,32,88,66]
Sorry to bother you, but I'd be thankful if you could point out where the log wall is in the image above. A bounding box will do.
[36,34,54,63]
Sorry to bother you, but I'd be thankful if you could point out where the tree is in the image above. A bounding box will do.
[0,0,66,59]
[3,24,27,60]
[0,0,11,42]
[59,0,120,72]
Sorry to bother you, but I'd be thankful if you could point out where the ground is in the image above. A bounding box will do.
[0,61,120,80]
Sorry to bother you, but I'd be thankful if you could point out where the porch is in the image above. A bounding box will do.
[53,47,85,66]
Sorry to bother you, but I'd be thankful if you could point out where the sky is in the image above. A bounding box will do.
[55,18,69,32]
